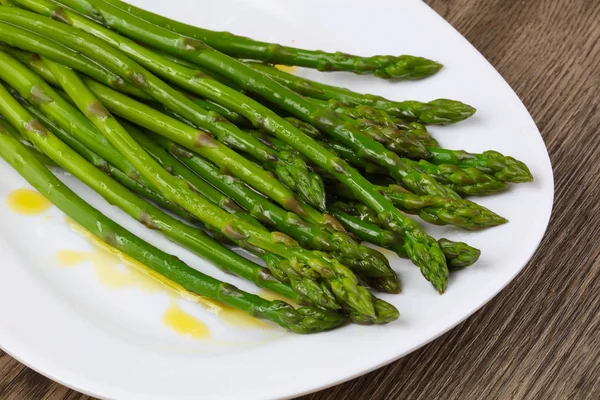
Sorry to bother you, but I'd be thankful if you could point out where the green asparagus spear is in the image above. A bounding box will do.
[312,98,440,147]
[0,42,151,188]
[43,55,382,320]
[242,127,506,229]
[0,9,330,218]
[413,159,509,196]
[427,148,533,183]
[0,90,346,333]
[0,116,55,166]
[245,62,475,124]
[17,96,341,309]
[0,27,149,100]
[305,99,432,160]
[94,0,442,79]
[319,99,531,184]
[53,0,457,199]
[12,99,200,223]
[146,130,399,287]
[332,183,507,230]
[1,3,448,293]
[330,203,481,270]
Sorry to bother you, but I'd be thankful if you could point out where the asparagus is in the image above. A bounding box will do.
[3,3,449,293]
[0,26,149,100]
[332,183,507,230]
[427,148,533,184]
[0,116,55,166]
[42,55,385,320]
[315,99,531,184]
[1,42,327,206]
[305,98,432,160]
[313,98,440,147]
[21,95,342,309]
[0,8,332,218]
[62,0,456,197]
[330,203,481,270]
[245,62,475,125]
[93,0,442,79]
[13,99,200,223]
[412,159,509,196]
[158,105,327,211]
[0,44,150,188]
[243,127,507,230]
[0,88,346,333]
[146,129,399,287]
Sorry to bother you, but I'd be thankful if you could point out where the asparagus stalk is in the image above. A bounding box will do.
[331,183,507,230]
[55,0,458,199]
[41,55,385,320]
[312,98,440,147]
[0,27,149,100]
[19,96,341,309]
[96,0,442,79]
[146,129,399,287]
[307,99,432,160]
[412,159,509,196]
[13,99,200,223]
[315,99,531,184]
[427,148,533,184]
[245,62,476,125]
[0,88,346,333]
[329,203,481,270]
[243,127,507,230]
[2,3,449,293]
[0,8,331,220]
[0,41,326,207]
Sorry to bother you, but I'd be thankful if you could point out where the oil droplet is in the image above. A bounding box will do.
[56,250,89,267]
[258,289,299,308]
[219,305,273,330]
[61,217,222,312]
[162,300,210,339]
[7,188,51,215]
[275,65,298,74]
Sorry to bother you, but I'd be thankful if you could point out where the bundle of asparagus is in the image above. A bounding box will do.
[0,0,532,333]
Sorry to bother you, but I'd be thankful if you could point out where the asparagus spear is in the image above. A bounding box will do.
[146,129,399,286]
[44,55,384,319]
[120,103,396,286]
[331,183,507,230]
[313,99,531,184]
[93,0,442,79]
[1,42,327,207]
[412,159,509,196]
[12,99,199,223]
[11,0,328,208]
[0,9,331,218]
[427,148,533,184]
[243,127,507,230]
[330,203,481,270]
[0,91,346,333]
[18,96,341,309]
[244,62,475,125]
[312,98,440,147]
[1,4,449,293]
[51,0,457,197]
[304,98,432,160]
[0,28,148,100]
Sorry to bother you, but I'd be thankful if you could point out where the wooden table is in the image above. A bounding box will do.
[2,0,599,398]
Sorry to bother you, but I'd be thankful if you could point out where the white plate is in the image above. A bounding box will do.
[0,0,553,399]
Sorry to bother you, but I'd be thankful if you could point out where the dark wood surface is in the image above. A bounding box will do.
[2,0,599,399]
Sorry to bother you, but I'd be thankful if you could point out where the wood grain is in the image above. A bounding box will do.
[1,0,599,399]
